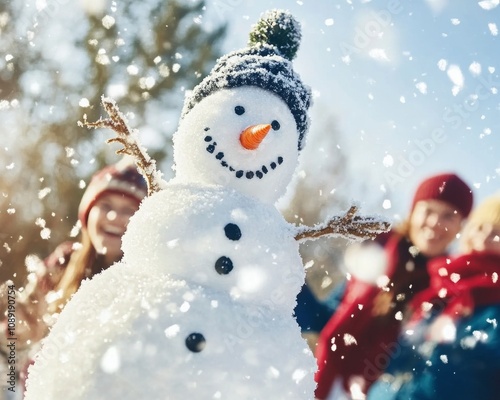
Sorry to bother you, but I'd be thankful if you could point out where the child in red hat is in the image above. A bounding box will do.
[0,158,147,396]
[367,193,500,400]
[48,158,148,313]
[314,173,473,400]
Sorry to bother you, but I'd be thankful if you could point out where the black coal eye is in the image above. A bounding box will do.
[185,333,206,353]
[235,106,245,115]
[271,120,280,131]
[215,256,234,275]
[224,223,242,241]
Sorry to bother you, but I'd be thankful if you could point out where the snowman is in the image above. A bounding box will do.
[24,10,319,400]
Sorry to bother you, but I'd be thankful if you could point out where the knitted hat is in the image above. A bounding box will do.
[467,194,500,227]
[411,173,473,218]
[78,159,148,227]
[181,9,312,151]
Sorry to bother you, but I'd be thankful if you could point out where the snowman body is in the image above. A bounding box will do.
[25,186,316,399]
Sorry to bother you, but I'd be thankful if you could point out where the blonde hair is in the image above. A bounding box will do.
[468,195,500,227]
[460,194,500,252]
[49,230,107,314]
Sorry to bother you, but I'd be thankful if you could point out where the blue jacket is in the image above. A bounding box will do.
[294,283,338,333]
[367,304,500,400]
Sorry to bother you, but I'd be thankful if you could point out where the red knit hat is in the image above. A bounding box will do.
[78,159,148,227]
[411,173,473,218]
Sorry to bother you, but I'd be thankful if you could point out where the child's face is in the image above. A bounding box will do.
[464,223,500,255]
[409,199,464,258]
[86,193,139,264]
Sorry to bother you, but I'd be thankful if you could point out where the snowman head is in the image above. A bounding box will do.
[173,10,312,204]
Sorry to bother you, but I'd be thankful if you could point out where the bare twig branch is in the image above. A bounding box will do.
[78,96,165,196]
[295,205,391,243]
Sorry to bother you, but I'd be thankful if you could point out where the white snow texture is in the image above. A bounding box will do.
[24,186,316,399]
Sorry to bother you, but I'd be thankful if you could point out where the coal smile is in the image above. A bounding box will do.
[203,127,283,180]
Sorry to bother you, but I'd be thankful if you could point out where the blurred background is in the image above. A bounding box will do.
[1,0,499,298]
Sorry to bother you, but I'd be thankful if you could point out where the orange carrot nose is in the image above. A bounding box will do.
[239,124,271,150]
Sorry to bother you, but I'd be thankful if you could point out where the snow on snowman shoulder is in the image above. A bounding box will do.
[25,10,390,400]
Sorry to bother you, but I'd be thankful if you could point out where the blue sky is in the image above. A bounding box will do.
[204,0,500,217]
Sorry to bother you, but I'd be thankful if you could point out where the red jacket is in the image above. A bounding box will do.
[314,232,430,399]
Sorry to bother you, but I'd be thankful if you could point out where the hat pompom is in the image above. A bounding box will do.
[249,9,301,61]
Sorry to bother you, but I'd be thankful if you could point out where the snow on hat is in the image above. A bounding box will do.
[181,9,312,151]
[467,194,500,227]
[411,173,473,218]
[78,158,148,227]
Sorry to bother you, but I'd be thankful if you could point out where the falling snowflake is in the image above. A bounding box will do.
[469,62,482,76]
[102,15,115,29]
[487,318,497,329]
[437,59,448,71]
[38,188,51,199]
[96,51,110,65]
[478,0,499,11]
[127,65,139,75]
[65,147,75,157]
[415,82,428,94]
[342,54,352,65]
[488,23,498,35]
[447,64,464,95]
[25,254,45,273]
[383,154,394,167]
[368,48,390,62]
[343,333,357,346]
[102,15,116,29]
[164,324,180,338]
[79,98,90,107]
[35,218,46,228]
[40,228,51,240]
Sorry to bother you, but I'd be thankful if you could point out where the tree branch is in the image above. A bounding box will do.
[295,205,391,243]
[78,96,165,196]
